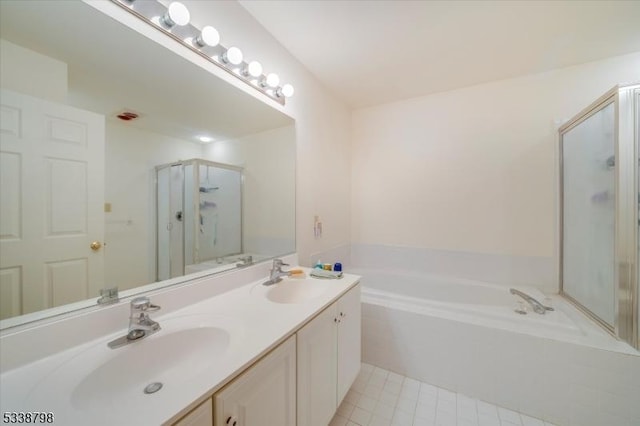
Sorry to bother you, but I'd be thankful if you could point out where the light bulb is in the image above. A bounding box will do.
[223,47,243,65]
[280,84,295,98]
[245,61,263,78]
[265,73,279,88]
[198,136,214,143]
[195,26,219,48]
[161,2,190,27]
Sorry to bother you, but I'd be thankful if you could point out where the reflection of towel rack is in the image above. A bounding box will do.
[106,219,133,226]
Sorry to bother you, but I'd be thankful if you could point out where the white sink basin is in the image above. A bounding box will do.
[254,278,330,304]
[25,315,235,416]
[71,327,228,409]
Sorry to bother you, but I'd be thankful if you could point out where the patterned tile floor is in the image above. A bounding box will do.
[330,363,557,426]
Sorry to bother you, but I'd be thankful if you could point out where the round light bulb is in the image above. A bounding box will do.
[162,2,190,27]
[247,61,263,78]
[198,136,213,143]
[195,26,219,47]
[225,47,243,65]
[266,73,280,88]
[281,84,295,98]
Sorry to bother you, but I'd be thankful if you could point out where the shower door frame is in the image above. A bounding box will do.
[155,161,186,281]
[558,83,639,349]
[184,158,245,265]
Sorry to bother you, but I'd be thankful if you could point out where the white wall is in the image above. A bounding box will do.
[104,121,202,290]
[202,126,296,256]
[0,39,68,103]
[351,52,640,288]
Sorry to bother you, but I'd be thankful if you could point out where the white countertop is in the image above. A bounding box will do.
[0,267,360,425]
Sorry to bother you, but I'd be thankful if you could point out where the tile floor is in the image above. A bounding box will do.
[330,363,557,426]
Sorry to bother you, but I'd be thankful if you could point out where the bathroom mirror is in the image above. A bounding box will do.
[0,0,295,327]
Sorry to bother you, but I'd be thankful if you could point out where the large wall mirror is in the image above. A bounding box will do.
[0,0,296,328]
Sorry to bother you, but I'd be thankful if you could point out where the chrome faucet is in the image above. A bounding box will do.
[128,296,161,337]
[510,288,553,315]
[263,259,291,286]
[236,255,254,268]
[108,296,161,349]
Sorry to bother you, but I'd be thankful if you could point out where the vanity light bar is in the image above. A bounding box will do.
[111,0,294,104]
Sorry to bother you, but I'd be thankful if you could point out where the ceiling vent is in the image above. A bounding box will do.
[115,110,140,121]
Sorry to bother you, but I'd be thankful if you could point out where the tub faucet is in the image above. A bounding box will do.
[510,289,553,315]
[263,258,291,286]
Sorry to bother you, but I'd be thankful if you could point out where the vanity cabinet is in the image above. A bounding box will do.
[297,284,361,426]
[173,399,213,426]
[297,299,338,426]
[172,282,360,426]
[213,335,296,426]
[336,283,361,402]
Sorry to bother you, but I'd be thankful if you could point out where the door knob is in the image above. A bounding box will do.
[90,241,102,251]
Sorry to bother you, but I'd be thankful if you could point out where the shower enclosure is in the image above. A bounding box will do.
[156,159,243,281]
[559,83,639,349]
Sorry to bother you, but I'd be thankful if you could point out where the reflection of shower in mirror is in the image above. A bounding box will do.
[155,159,244,281]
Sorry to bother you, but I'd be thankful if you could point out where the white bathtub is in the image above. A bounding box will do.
[355,268,619,345]
[353,267,640,426]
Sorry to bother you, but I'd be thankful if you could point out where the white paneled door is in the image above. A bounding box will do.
[0,89,105,319]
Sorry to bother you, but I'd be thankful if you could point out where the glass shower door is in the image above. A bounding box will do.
[561,102,616,328]
[156,164,185,281]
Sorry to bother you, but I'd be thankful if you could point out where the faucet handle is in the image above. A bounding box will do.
[130,296,161,312]
[273,258,289,268]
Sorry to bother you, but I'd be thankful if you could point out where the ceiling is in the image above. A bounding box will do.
[239,0,640,108]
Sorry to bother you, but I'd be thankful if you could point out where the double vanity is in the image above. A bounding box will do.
[0,261,361,426]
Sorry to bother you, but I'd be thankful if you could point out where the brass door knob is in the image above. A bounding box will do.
[90,241,102,251]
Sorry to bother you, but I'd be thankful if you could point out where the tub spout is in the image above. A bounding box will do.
[510,288,553,315]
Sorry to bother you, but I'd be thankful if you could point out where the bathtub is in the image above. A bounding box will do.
[353,267,640,426]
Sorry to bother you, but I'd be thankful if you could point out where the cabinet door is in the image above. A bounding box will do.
[214,335,296,426]
[337,283,361,404]
[297,303,338,426]
[173,399,213,426]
